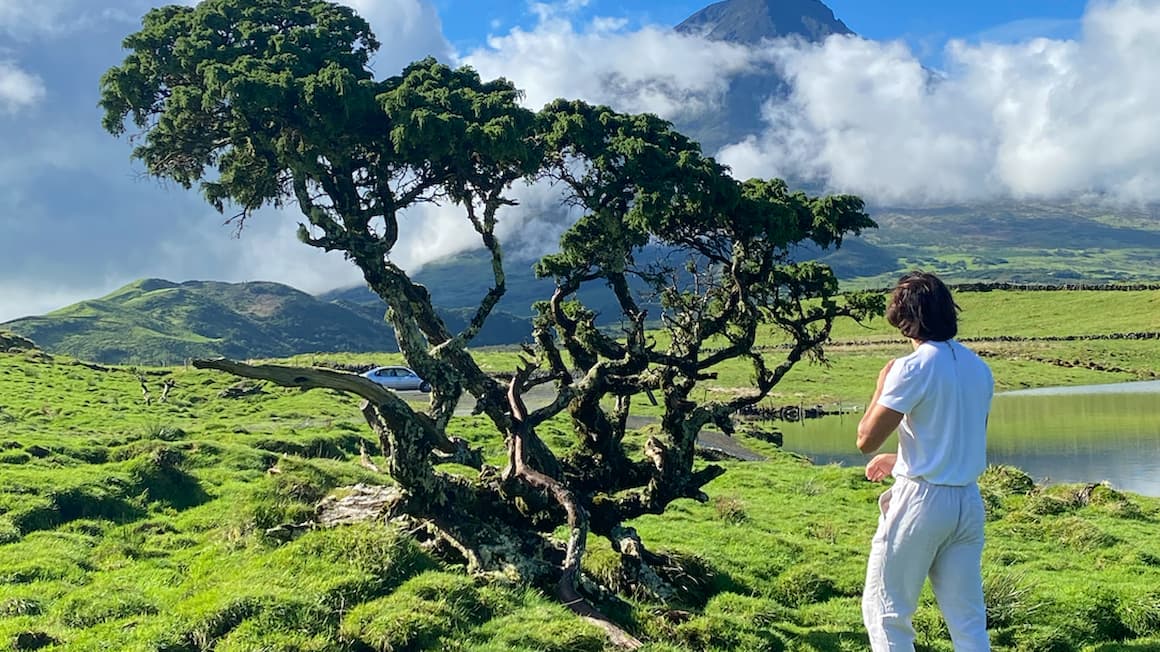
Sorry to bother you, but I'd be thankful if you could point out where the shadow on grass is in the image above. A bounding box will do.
[10,485,146,534]
[793,628,869,650]
[1087,643,1160,652]
[125,447,210,510]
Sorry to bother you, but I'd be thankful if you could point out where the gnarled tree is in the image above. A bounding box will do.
[100,0,882,644]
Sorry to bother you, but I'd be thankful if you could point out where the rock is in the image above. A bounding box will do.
[0,331,37,353]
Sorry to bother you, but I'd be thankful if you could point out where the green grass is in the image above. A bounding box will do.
[847,201,1160,289]
[1,289,1159,650]
[291,290,1160,413]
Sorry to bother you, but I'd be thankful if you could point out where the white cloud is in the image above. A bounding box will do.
[0,0,158,37]
[0,61,44,110]
[0,282,106,322]
[0,0,458,319]
[153,210,366,294]
[363,7,764,277]
[339,0,454,75]
[462,11,756,120]
[529,0,590,24]
[719,0,1160,204]
[970,17,1081,45]
[0,0,79,35]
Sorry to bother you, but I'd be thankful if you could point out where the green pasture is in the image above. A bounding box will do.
[0,288,1159,650]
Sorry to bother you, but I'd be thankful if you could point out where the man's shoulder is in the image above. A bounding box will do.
[908,340,988,371]
[954,340,992,368]
[890,347,934,383]
[903,343,941,366]
[949,341,995,387]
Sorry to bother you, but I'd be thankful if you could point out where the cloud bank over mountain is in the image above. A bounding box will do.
[463,5,755,122]
[718,0,1160,204]
[462,0,1160,206]
[1,0,1158,322]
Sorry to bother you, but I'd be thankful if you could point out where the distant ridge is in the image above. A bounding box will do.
[1,279,400,365]
[0,278,538,365]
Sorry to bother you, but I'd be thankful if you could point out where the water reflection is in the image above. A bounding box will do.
[1000,380,1160,397]
[780,381,1160,496]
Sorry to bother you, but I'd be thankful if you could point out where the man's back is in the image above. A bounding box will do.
[879,340,994,486]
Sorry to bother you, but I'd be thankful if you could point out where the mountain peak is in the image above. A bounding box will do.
[675,0,853,44]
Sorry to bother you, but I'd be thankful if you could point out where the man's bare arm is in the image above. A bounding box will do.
[857,359,904,454]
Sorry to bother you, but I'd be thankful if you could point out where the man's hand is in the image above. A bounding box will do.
[865,453,897,482]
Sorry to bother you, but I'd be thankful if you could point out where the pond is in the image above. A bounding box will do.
[779,381,1160,497]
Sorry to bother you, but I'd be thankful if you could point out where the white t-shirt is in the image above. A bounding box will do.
[877,339,994,486]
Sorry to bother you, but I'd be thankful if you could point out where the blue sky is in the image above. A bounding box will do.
[434,0,1090,57]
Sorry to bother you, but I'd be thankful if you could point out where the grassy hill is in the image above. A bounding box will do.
[321,248,651,321]
[0,290,1158,650]
[1,279,538,365]
[845,201,1160,289]
[322,241,899,323]
[8,198,1159,368]
[1,279,399,365]
[323,201,1160,324]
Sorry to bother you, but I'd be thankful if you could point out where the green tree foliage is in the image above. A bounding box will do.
[101,0,882,639]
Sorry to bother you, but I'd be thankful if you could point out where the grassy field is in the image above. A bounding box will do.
[0,289,1158,651]
[844,201,1160,288]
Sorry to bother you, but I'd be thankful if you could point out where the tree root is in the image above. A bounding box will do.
[506,366,644,650]
[315,483,406,528]
[610,526,680,603]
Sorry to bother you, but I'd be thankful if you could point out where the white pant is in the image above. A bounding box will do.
[862,476,990,651]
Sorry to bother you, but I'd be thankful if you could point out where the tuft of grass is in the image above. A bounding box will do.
[913,600,950,649]
[292,522,438,599]
[992,624,1075,652]
[53,581,159,628]
[1046,516,1120,551]
[123,446,209,509]
[580,542,721,609]
[1050,585,1134,644]
[654,551,724,609]
[979,465,1036,497]
[0,517,20,544]
[671,592,790,652]
[712,495,749,525]
[1118,591,1160,638]
[0,598,42,618]
[771,565,843,609]
[0,451,32,465]
[216,620,340,652]
[1088,484,1147,520]
[466,602,609,652]
[983,569,1044,629]
[11,630,59,651]
[339,572,492,650]
[141,422,188,442]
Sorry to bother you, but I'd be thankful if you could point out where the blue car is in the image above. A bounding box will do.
[360,366,432,392]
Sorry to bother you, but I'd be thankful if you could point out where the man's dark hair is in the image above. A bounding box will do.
[885,272,960,342]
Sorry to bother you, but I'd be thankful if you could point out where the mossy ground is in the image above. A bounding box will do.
[1,290,1158,650]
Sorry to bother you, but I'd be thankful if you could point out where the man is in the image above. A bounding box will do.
[857,272,994,651]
